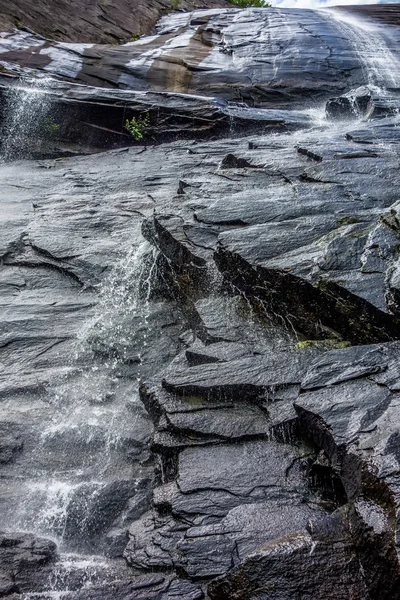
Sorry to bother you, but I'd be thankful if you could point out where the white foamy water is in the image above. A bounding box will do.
[21,553,129,599]
[0,76,58,160]
[4,240,159,581]
[79,241,157,371]
[326,9,400,91]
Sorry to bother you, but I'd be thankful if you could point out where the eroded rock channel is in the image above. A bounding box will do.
[1,3,400,599]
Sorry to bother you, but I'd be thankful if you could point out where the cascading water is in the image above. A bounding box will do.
[1,240,167,595]
[0,75,59,161]
[326,9,400,92]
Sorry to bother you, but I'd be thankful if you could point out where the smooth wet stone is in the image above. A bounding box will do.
[326,86,372,120]
[0,424,23,464]
[301,343,389,390]
[0,532,57,593]
[2,3,400,598]
[63,480,136,544]
[185,339,250,365]
[126,438,322,579]
[215,208,400,344]
[162,353,305,401]
[0,7,369,103]
[166,403,269,440]
[192,296,293,351]
[177,440,305,496]
[179,502,326,578]
[63,574,203,600]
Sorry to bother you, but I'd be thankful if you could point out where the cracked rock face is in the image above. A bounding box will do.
[0,0,230,44]
[0,7,389,101]
[2,2,400,599]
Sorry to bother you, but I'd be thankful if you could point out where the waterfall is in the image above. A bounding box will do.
[327,9,400,93]
[80,242,158,375]
[0,75,58,160]
[2,240,160,592]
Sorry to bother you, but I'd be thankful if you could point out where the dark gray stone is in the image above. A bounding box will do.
[326,86,372,120]
[162,354,305,401]
[0,0,230,43]
[3,3,400,598]
[295,342,400,599]
[208,508,368,600]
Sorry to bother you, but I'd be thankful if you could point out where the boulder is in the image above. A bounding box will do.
[0,8,376,104]
[208,509,367,600]
[326,86,372,120]
[0,532,57,594]
[295,342,400,599]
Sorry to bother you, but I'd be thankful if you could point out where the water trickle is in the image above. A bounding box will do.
[79,241,158,371]
[21,552,132,599]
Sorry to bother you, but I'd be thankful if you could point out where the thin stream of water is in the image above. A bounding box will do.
[3,240,160,593]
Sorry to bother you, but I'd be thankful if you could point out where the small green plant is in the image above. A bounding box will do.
[130,34,140,42]
[336,216,363,226]
[124,113,150,141]
[296,339,351,351]
[227,0,271,7]
[45,117,60,137]
[171,0,182,9]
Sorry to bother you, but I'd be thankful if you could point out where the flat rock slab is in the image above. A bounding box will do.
[163,353,306,401]
[0,0,230,43]
[126,439,324,578]
[177,440,305,495]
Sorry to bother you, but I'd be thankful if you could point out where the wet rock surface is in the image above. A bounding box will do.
[0,0,230,43]
[2,2,400,599]
[0,532,57,594]
[0,7,384,101]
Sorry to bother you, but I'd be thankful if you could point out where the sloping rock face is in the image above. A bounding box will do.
[0,7,375,98]
[2,3,400,599]
[0,0,230,43]
[334,3,400,28]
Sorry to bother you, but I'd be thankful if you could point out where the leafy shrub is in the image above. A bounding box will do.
[124,113,150,141]
[45,117,60,137]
